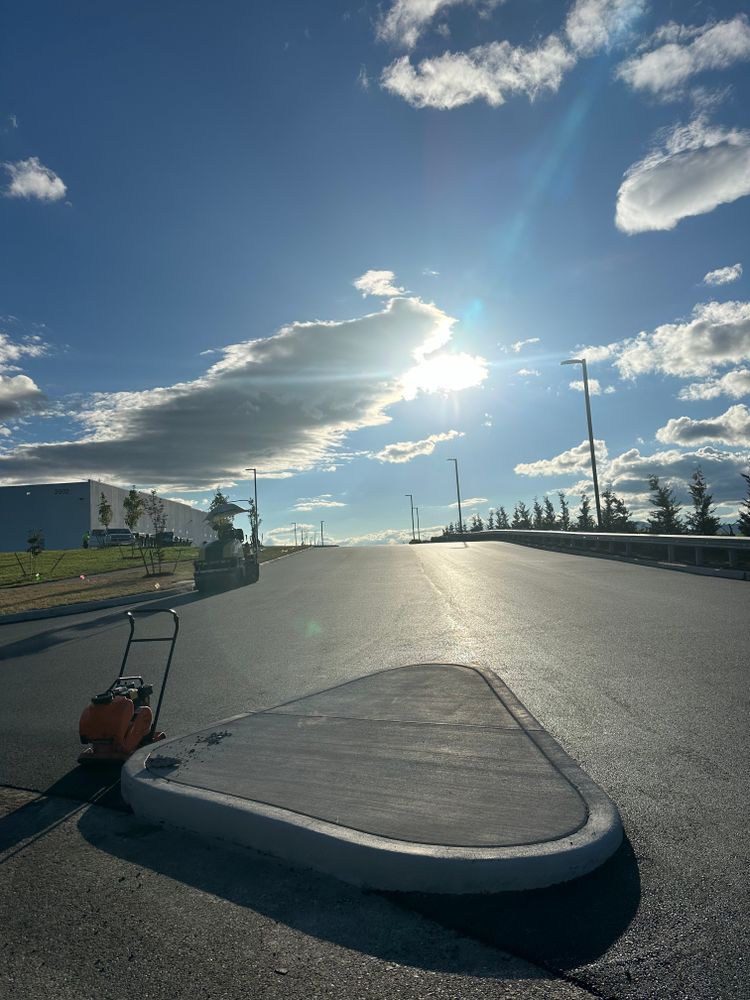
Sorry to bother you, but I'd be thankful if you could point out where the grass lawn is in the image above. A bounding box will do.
[0,545,304,615]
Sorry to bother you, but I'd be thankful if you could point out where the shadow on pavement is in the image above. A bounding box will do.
[385,834,641,970]
[76,801,639,979]
[0,767,125,859]
[0,610,128,660]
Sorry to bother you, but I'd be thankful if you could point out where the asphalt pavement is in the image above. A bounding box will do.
[1,542,748,998]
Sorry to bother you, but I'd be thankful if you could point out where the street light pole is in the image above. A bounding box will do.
[405,493,415,541]
[447,458,464,534]
[320,521,324,547]
[292,521,298,547]
[415,506,421,541]
[561,358,602,529]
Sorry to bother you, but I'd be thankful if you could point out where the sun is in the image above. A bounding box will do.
[400,352,488,398]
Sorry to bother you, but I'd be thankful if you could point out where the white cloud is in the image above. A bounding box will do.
[656,403,750,447]
[292,495,348,511]
[334,525,444,546]
[0,293,483,489]
[615,300,750,379]
[568,378,616,394]
[0,373,46,420]
[381,34,574,109]
[379,0,644,111]
[3,157,67,202]
[678,369,750,401]
[615,118,750,234]
[565,0,646,56]
[0,331,47,369]
[606,444,749,507]
[703,262,742,286]
[514,439,608,477]
[378,0,501,50]
[374,429,463,463]
[574,342,620,363]
[506,337,540,353]
[352,269,406,297]
[616,15,750,98]
[449,496,487,508]
[517,368,541,377]
[516,439,749,516]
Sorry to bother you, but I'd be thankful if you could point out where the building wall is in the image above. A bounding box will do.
[0,481,91,551]
[0,480,214,551]
[87,481,214,544]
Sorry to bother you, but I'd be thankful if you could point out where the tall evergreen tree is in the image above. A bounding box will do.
[512,502,531,529]
[532,497,543,530]
[557,492,571,531]
[469,513,483,532]
[686,467,720,535]
[738,471,750,536]
[496,505,509,529]
[576,494,595,530]
[647,476,683,534]
[542,496,557,529]
[486,510,495,530]
[612,495,635,532]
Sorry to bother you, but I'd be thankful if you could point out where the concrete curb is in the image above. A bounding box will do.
[122,664,623,894]
[0,548,309,625]
[0,580,196,625]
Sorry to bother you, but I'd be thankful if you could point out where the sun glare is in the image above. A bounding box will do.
[401,352,488,398]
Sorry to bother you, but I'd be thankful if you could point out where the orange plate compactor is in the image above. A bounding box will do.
[78,609,179,763]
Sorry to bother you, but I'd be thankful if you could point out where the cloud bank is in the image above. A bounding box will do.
[0,288,488,490]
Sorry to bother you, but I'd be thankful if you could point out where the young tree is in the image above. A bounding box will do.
[486,510,495,530]
[144,490,168,573]
[512,502,531,529]
[647,476,683,534]
[27,528,45,576]
[123,486,144,540]
[738,471,750,536]
[98,492,113,541]
[445,522,455,535]
[557,492,570,531]
[495,505,509,529]
[532,498,543,530]
[469,513,483,532]
[576,494,595,530]
[542,496,557,530]
[686,467,720,535]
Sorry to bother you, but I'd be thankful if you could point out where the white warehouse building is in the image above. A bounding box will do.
[0,480,214,552]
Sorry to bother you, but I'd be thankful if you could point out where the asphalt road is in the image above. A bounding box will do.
[1,542,748,999]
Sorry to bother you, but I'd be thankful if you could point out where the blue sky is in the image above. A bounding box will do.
[1,0,749,543]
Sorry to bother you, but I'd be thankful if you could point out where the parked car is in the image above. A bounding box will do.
[89,528,134,547]
[107,528,135,546]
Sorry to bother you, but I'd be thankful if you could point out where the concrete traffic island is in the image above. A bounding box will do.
[122,663,622,894]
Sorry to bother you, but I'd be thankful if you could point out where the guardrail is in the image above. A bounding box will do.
[432,528,750,573]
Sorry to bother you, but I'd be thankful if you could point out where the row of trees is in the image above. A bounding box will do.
[444,468,750,537]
